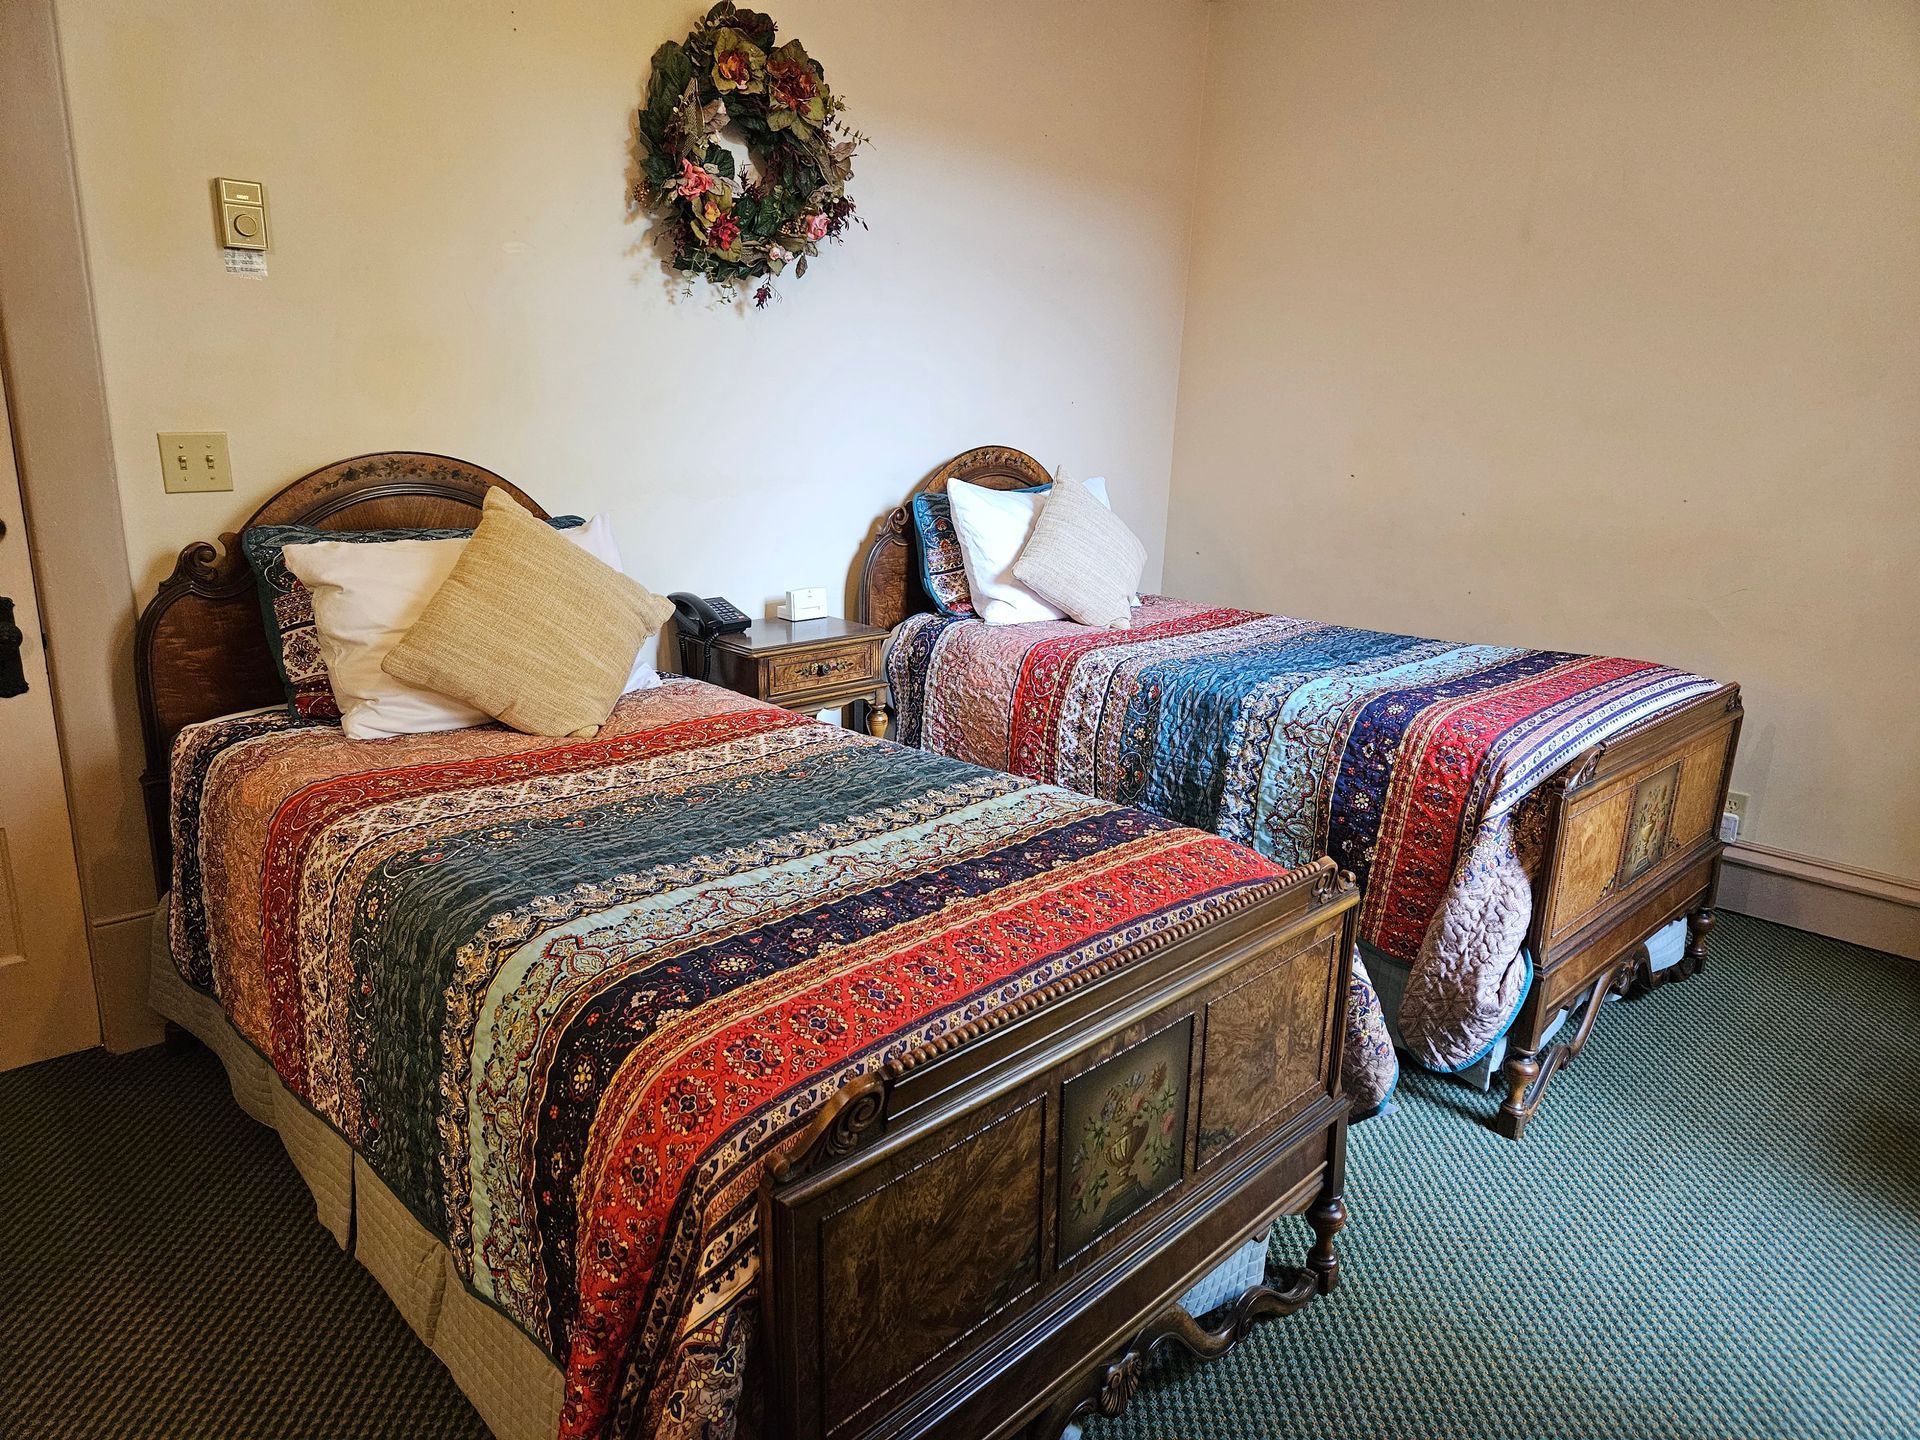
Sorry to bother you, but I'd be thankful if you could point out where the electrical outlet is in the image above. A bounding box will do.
[1721,791,1750,845]
[158,432,233,494]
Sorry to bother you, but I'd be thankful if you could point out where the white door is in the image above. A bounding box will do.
[0,369,99,1068]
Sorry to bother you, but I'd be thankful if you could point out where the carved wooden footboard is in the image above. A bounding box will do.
[761,859,1360,1440]
[1495,684,1744,1137]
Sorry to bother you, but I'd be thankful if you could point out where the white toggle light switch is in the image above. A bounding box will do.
[158,432,234,494]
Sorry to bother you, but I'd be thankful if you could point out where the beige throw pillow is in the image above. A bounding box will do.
[1012,472,1146,628]
[382,488,674,737]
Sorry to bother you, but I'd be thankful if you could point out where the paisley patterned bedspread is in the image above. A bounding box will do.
[887,598,1722,1074]
[168,679,1305,1440]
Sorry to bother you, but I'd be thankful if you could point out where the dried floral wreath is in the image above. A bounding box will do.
[635,3,863,307]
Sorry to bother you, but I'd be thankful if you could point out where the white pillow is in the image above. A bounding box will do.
[570,517,665,696]
[283,515,660,740]
[947,474,1116,625]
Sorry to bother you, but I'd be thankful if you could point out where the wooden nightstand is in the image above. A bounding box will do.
[686,617,891,737]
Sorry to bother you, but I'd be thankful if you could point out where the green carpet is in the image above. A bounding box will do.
[2,914,1915,1439]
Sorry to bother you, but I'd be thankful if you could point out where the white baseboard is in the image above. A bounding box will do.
[1719,842,1920,962]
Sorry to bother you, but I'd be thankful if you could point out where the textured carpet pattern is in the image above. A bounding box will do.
[0,1042,486,1439]
[1089,915,1920,1440]
[1,915,1915,1439]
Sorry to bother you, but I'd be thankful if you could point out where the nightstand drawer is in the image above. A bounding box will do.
[766,642,880,700]
[696,616,891,736]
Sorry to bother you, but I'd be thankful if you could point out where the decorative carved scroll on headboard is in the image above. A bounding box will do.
[133,452,547,888]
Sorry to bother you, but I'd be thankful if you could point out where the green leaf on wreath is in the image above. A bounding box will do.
[645,42,693,125]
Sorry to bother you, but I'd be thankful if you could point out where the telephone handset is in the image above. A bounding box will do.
[668,593,751,680]
[668,593,751,642]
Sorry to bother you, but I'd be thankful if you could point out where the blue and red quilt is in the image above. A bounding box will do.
[169,679,1309,1440]
[887,597,1723,1074]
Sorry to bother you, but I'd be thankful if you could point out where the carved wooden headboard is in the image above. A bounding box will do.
[853,444,1051,634]
[133,451,548,887]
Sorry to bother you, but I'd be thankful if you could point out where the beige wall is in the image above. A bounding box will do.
[41,0,1919,1028]
[48,0,1209,1041]
[56,0,1208,627]
[1167,0,1920,882]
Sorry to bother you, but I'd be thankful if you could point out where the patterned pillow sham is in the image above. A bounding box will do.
[908,484,1046,619]
[241,515,583,720]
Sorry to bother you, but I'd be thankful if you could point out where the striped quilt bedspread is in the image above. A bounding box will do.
[168,679,1305,1440]
[887,598,1723,1073]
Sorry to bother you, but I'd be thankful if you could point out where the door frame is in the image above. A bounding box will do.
[0,0,160,1051]
[0,350,101,1066]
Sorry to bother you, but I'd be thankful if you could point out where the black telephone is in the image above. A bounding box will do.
[668,593,751,642]
[668,593,751,681]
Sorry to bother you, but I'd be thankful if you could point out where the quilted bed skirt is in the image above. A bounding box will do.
[149,901,568,1440]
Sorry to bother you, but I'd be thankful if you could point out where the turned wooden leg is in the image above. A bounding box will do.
[1306,1190,1347,1294]
[1493,950,1636,1140]
[1683,907,1716,978]
[1495,1049,1543,1140]
[866,703,890,739]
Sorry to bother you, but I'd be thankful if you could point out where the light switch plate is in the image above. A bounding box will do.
[158,432,233,494]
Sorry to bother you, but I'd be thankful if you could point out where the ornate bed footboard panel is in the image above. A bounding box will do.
[1536,687,1743,974]
[762,863,1359,1440]
[1496,684,1743,1138]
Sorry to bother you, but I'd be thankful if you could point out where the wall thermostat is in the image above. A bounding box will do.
[215,178,269,251]
[777,586,828,622]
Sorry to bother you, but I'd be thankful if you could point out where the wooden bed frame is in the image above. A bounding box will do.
[853,445,1745,1141]
[135,452,1365,1440]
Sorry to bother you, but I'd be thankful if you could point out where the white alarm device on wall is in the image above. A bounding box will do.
[777,586,829,622]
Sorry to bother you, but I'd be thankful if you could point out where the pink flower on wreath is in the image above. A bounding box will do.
[676,158,716,199]
[709,215,741,251]
[802,212,830,242]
